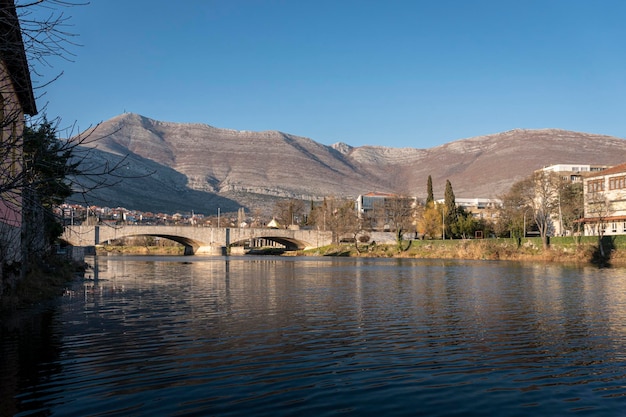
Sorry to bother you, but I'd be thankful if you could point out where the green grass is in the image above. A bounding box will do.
[301,235,622,266]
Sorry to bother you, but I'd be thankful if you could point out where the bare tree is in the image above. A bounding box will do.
[249,207,264,227]
[384,195,415,251]
[585,187,613,258]
[496,179,532,239]
[273,198,305,227]
[1,1,147,295]
[1,0,81,216]
[558,180,584,242]
[310,197,358,244]
[529,171,561,249]
[1,0,45,284]
[498,171,560,249]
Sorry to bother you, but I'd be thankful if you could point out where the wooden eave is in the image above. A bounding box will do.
[0,0,37,116]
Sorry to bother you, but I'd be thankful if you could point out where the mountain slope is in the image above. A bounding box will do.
[71,113,626,213]
[339,128,626,198]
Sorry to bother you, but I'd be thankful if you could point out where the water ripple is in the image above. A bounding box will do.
[6,258,626,416]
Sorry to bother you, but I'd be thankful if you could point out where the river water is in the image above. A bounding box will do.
[2,255,626,416]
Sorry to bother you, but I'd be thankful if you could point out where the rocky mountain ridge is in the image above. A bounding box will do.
[70,113,626,214]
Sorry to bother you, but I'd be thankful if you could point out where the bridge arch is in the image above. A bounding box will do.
[230,236,310,251]
[62,225,334,255]
[103,233,208,255]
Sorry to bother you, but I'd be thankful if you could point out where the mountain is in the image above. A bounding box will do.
[69,113,626,214]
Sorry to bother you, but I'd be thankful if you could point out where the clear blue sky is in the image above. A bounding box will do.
[29,0,626,148]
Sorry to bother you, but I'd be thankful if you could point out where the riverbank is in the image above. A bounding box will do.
[0,256,86,312]
[93,236,626,267]
[300,236,626,267]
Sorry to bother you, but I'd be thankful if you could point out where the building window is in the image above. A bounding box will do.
[588,179,605,193]
[612,222,617,233]
[609,175,626,190]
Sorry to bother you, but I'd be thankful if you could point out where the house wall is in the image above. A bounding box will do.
[446,198,501,221]
[583,167,626,236]
[0,58,26,264]
[356,193,415,231]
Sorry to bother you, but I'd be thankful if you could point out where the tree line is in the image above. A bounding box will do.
[270,171,585,253]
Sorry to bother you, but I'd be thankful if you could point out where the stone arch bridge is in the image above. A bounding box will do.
[62,225,334,255]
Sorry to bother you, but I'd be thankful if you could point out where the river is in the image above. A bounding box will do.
[2,255,626,416]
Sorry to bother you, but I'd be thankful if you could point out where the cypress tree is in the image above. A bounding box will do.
[444,179,458,238]
[426,175,434,206]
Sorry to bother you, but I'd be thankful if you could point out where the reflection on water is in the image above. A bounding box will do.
[2,255,626,416]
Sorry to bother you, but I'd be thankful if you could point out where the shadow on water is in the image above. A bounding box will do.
[590,236,615,268]
[0,307,62,416]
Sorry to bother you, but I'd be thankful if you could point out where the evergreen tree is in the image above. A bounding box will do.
[23,119,79,256]
[426,175,434,206]
[451,207,479,239]
[444,179,458,238]
[24,120,77,209]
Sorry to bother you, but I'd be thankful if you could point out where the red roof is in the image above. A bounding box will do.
[363,192,397,197]
[587,162,626,178]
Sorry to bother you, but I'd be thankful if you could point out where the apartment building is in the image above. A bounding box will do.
[582,163,626,236]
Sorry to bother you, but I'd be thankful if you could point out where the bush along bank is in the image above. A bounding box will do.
[1,256,85,312]
[302,236,626,267]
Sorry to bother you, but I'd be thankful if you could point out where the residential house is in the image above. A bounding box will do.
[355,192,398,217]
[535,164,608,236]
[540,164,609,183]
[355,192,415,231]
[0,0,37,272]
[582,163,626,236]
[435,197,501,220]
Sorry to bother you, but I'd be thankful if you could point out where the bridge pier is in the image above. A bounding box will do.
[195,246,227,256]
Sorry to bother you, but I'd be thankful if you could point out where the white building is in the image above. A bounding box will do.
[355,192,398,216]
[355,192,416,231]
[540,164,609,183]
[534,164,609,236]
[582,163,626,236]
[434,197,501,220]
